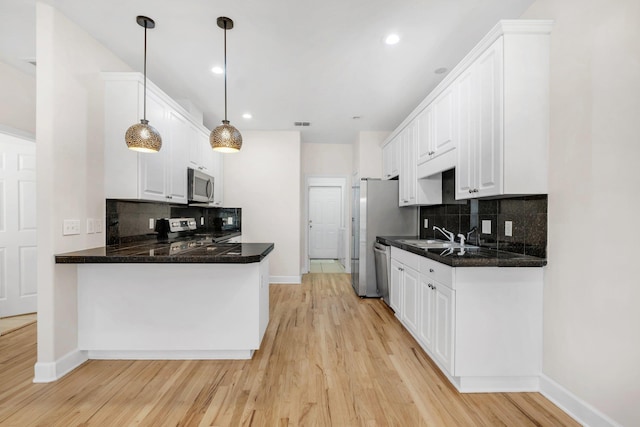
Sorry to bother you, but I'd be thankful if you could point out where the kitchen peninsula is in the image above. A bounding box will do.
[56,238,273,360]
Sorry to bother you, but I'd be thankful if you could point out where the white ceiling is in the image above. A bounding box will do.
[0,0,535,144]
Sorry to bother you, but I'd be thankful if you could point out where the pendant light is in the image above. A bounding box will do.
[125,16,162,153]
[210,17,242,153]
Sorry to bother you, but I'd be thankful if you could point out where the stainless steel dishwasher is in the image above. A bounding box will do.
[373,241,391,306]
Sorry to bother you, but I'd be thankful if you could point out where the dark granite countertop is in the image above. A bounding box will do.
[55,238,274,264]
[377,236,547,267]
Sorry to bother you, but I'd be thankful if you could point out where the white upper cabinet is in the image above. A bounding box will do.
[416,86,457,178]
[456,22,551,199]
[382,136,400,180]
[103,72,219,205]
[383,20,552,200]
[188,125,215,176]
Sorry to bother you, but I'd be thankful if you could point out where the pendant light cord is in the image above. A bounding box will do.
[223,21,228,122]
[143,24,148,121]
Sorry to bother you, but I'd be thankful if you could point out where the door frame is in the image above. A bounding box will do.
[303,175,349,274]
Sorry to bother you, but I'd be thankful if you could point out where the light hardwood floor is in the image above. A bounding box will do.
[0,273,578,426]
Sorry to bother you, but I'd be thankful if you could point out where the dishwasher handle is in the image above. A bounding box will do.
[373,242,389,253]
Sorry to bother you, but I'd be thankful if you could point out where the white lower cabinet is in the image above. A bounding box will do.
[390,246,543,392]
[389,259,403,313]
[419,273,455,375]
[400,265,420,334]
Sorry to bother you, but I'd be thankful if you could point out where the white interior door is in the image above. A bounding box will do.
[309,186,341,259]
[0,133,37,317]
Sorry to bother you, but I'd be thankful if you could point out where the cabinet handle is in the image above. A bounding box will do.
[428,283,433,289]
[432,285,436,290]
[429,268,434,273]
[428,151,435,155]
[473,188,479,193]
[399,267,404,272]
[166,195,173,199]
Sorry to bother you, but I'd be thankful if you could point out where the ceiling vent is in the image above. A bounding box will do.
[294,122,311,127]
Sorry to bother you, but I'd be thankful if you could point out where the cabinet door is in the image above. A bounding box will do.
[401,266,419,334]
[433,86,456,157]
[390,259,403,313]
[139,90,169,202]
[433,281,455,374]
[382,143,393,179]
[418,275,435,350]
[399,123,418,206]
[391,137,401,178]
[474,38,503,198]
[416,106,433,164]
[166,111,188,203]
[187,125,201,171]
[455,66,476,200]
[200,132,215,174]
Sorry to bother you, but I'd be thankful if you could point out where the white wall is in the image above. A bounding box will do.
[301,142,353,176]
[0,61,36,134]
[300,143,353,272]
[352,131,387,179]
[35,2,131,381]
[223,131,301,283]
[522,1,640,426]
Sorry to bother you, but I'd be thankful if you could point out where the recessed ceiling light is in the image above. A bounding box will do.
[434,67,448,74]
[211,66,224,74]
[385,34,400,45]
[242,113,252,119]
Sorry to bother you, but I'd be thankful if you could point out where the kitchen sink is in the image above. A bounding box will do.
[397,239,476,249]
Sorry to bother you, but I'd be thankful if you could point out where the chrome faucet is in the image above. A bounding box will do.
[465,226,477,240]
[465,226,478,245]
[433,226,455,242]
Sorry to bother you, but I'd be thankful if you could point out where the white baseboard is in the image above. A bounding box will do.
[87,349,253,360]
[270,275,302,284]
[33,349,88,383]
[539,374,622,427]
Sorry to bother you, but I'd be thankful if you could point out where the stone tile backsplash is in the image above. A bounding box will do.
[106,199,241,245]
[419,172,547,258]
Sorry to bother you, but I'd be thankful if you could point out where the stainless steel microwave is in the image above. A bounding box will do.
[187,168,214,203]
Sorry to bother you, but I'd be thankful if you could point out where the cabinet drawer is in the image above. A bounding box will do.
[420,257,452,287]
[390,246,421,271]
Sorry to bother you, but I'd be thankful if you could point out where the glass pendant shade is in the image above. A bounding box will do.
[126,119,162,153]
[210,120,242,153]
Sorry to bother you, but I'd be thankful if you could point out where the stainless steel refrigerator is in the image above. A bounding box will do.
[351,178,417,297]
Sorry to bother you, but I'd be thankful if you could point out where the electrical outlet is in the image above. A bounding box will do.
[95,219,103,233]
[86,218,95,234]
[424,219,429,228]
[200,217,205,226]
[505,221,513,237]
[63,219,81,236]
[481,220,491,234]
[149,218,155,229]
[227,217,233,225]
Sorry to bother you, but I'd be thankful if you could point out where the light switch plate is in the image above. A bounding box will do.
[482,220,491,234]
[86,219,95,234]
[505,221,513,237]
[149,218,155,229]
[63,219,81,236]
[95,219,103,233]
